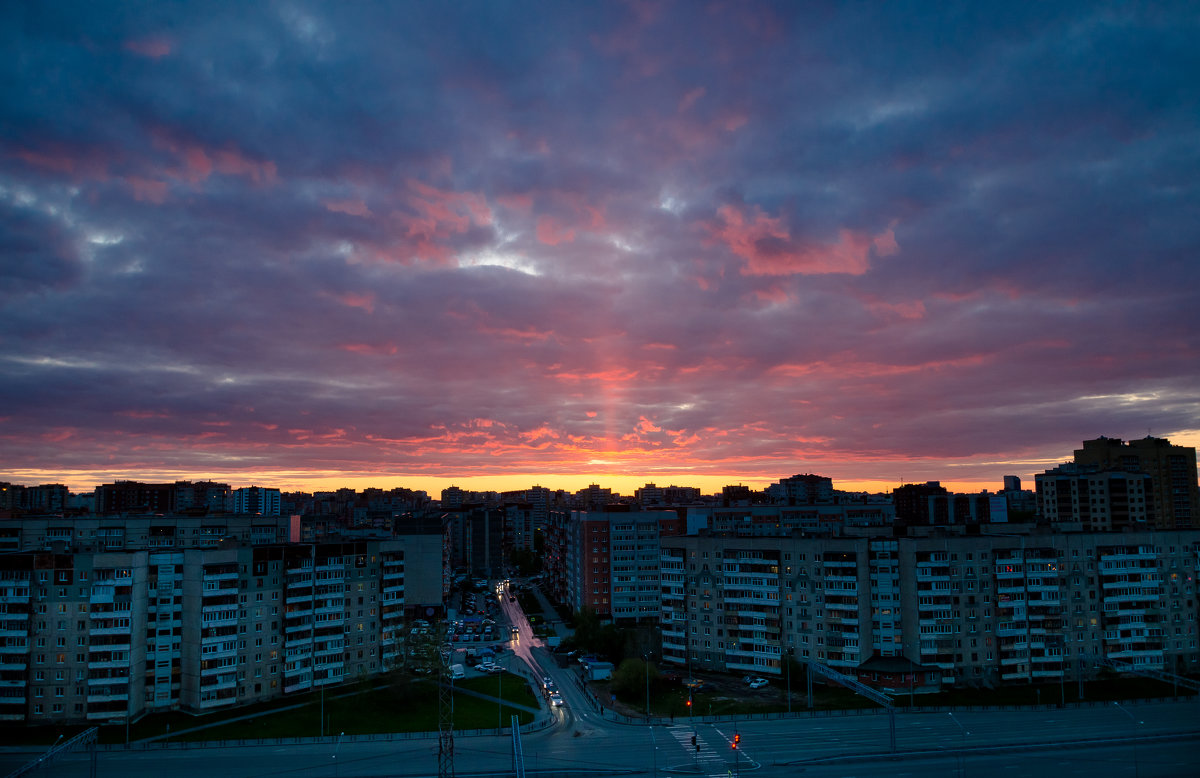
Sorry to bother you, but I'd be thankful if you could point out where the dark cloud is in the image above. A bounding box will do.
[2,1,1198,490]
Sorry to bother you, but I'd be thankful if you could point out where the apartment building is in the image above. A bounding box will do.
[1073,436,1199,529]
[228,486,282,516]
[0,517,444,725]
[660,530,1200,688]
[1035,464,1154,531]
[552,509,681,623]
[0,514,293,553]
[686,503,895,538]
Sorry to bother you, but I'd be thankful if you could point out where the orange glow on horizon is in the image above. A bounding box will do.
[3,468,1020,497]
[9,431,1196,498]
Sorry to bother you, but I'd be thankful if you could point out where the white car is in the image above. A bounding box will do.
[548,691,564,707]
[747,677,769,689]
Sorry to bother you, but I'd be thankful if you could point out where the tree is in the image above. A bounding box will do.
[611,657,659,702]
[570,606,625,662]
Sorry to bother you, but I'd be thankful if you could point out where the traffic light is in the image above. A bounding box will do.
[691,734,697,746]
[732,733,740,750]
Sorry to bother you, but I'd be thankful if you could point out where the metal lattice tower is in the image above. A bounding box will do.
[438,645,455,778]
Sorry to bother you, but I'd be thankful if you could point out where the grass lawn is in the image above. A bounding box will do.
[0,673,540,747]
[602,673,1194,720]
[169,673,538,742]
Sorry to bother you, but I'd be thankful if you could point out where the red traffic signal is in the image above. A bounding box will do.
[732,733,741,749]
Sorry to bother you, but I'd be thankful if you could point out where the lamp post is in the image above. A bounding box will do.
[947,711,968,778]
[643,652,653,720]
[332,731,344,778]
[1113,702,1142,778]
[785,645,792,715]
[650,722,658,778]
[497,654,510,731]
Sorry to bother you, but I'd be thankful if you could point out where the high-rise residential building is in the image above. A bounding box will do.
[550,508,681,623]
[574,484,614,510]
[893,482,1007,526]
[445,506,505,577]
[172,481,230,513]
[1035,463,1154,531]
[0,514,444,725]
[0,483,69,515]
[229,486,282,516]
[660,530,1200,688]
[1073,436,1199,529]
[95,481,175,514]
[765,474,835,505]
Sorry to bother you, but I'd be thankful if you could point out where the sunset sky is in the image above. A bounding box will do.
[2,2,1198,497]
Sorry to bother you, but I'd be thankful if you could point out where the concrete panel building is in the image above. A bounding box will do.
[660,530,1200,689]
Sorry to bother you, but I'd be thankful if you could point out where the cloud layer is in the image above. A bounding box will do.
[2,2,1198,491]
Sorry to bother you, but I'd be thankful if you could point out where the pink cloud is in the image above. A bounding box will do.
[679,86,706,112]
[721,112,748,132]
[867,299,927,320]
[117,410,169,419]
[125,176,168,203]
[123,38,172,59]
[212,148,278,185]
[378,180,495,263]
[706,204,899,276]
[497,193,534,212]
[151,128,278,186]
[329,292,375,313]
[340,342,397,355]
[324,199,373,217]
[536,215,576,245]
[15,149,76,174]
[182,146,212,183]
[635,416,662,434]
[407,180,492,228]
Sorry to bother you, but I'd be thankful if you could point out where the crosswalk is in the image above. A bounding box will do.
[664,723,753,777]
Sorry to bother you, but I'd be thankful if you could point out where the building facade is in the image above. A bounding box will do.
[553,509,681,623]
[660,530,1200,688]
[1035,464,1154,531]
[1073,436,1199,529]
[0,516,444,725]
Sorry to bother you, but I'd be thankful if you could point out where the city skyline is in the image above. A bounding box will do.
[3,4,1198,495]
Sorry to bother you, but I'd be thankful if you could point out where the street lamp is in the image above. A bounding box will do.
[1113,702,1143,778]
[497,654,510,730]
[332,731,344,778]
[947,711,969,778]
[643,652,653,720]
[785,645,792,715]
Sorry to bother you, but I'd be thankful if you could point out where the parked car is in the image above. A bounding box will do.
[746,677,769,689]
